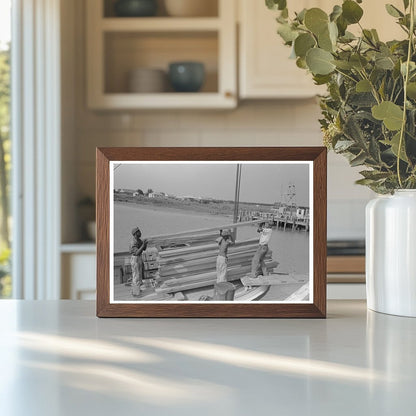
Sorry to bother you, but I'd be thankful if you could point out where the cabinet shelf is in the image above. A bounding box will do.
[101,17,221,32]
[89,92,235,110]
[86,0,236,109]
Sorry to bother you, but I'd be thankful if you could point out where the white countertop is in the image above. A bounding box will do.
[0,300,415,415]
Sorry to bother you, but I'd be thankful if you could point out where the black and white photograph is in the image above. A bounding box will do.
[110,161,313,303]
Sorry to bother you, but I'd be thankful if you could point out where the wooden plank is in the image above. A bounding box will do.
[146,219,264,242]
[161,258,253,275]
[152,232,218,245]
[158,238,260,257]
[241,273,308,287]
[160,258,275,281]
[236,285,270,301]
[284,283,310,302]
[160,250,267,272]
[158,246,260,265]
[157,261,278,292]
[160,260,253,278]
[111,238,261,260]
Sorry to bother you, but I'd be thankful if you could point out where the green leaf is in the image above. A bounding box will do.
[296,8,307,23]
[304,8,329,35]
[344,114,367,147]
[350,152,368,167]
[407,82,416,99]
[355,178,377,186]
[371,29,380,42]
[296,57,308,69]
[401,61,416,76]
[369,136,382,163]
[334,140,355,152]
[360,170,391,181]
[277,23,298,43]
[306,48,335,75]
[393,60,402,79]
[382,132,409,162]
[313,74,332,85]
[328,21,338,44]
[318,27,334,52]
[370,67,385,84]
[378,78,386,100]
[375,55,395,70]
[363,29,376,46]
[356,79,372,92]
[372,101,404,131]
[294,33,316,58]
[336,15,348,36]
[266,0,287,11]
[385,4,404,18]
[339,31,356,43]
[333,60,353,70]
[342,0,364,24]
[349,92,377,107]
[350,54,368,70]
[330,5,342,22]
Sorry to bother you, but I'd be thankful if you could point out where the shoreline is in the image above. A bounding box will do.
[114,199,235,218]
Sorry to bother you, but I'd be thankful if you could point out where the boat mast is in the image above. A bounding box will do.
[233,164,242,239]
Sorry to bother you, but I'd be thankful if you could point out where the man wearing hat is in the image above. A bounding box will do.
[216,228,234,283]
[251,221,273,278]
[129,227,148,297]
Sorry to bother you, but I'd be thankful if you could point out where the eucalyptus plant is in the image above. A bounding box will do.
[266,0,416,193]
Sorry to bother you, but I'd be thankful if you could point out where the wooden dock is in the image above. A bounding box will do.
[238,209,309,232]
[113,219,308,302]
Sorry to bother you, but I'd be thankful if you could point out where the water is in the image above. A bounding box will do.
[114,203,309,275]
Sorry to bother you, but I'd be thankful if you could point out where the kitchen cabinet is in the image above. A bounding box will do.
[238,0,404,99]
[239,0,325,99]
[86,0,237,109]
[61,245,96,300]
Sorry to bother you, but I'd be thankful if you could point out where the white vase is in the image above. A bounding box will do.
[366,190,416,317]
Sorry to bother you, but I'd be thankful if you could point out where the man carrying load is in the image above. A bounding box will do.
[250,221,272,278]
[130,226,148,297]
[216,228,235,283]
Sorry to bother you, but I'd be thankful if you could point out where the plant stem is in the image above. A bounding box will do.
[359,69,381,104]
[334,68,358,84]
[397,0,415,188]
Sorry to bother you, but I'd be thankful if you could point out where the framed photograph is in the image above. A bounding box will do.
[96,147,327,318]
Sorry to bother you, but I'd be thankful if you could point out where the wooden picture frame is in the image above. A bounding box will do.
[96,147,327,318]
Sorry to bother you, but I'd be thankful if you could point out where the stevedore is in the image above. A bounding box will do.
[130,226,148,297]
[216,228,235,283]
[250,221,272,278]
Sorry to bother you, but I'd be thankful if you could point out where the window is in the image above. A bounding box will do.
[0,0,11,298]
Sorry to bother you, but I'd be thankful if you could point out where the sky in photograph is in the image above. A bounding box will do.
[114,163,310,206]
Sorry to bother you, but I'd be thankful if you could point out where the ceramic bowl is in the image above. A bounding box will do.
[128,68,167,93]
[114,0,158,17]
[168,62,205,92]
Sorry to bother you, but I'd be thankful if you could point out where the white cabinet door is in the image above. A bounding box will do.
[62,253,96,300]
[239,0,325,99]
[359,0,405,41]
[238,0,404,99]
